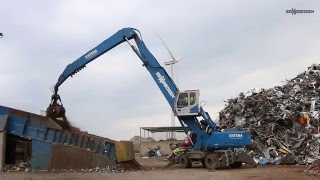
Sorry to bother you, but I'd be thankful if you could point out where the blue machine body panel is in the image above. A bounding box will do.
[51,27,253,151]
[189,105,199,114]
[204,131,252,149]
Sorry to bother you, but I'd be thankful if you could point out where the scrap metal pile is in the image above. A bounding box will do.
[219,64,320,168]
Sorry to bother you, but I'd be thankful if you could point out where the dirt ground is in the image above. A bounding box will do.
[0,156,318,180]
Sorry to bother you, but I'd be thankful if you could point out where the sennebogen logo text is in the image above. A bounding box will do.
[286,8,315,15]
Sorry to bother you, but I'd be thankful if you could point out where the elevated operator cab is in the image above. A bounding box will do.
[175,90,200,116]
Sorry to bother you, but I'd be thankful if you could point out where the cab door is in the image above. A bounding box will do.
[175,90,200,116]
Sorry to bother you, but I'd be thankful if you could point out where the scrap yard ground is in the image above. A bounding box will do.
[0,156,318,180]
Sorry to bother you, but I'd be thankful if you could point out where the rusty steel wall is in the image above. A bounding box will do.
[115,141,135,162]
[53,144,96,169]
[32,140,114,170]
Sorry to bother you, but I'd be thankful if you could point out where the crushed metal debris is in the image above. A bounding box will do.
[304,159,320,176]
[4,161,31,172]
[2,161,141,173]
[219,64,320,173]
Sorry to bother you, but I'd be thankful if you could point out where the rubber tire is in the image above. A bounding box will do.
[229,162,242,168]
[179,155,192,168]
[204,154,218,169]
[201,158,207,168]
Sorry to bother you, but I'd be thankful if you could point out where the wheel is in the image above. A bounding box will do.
[179,154,192,168]
[204,154,219,170]
[201,158,207,168]
[229,162,242,168]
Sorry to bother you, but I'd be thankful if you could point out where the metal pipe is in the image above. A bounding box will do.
[0,132,6,171]
[310,97,316,112]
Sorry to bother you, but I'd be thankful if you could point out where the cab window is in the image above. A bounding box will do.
[190,92,196,105]
[177,93,188,108]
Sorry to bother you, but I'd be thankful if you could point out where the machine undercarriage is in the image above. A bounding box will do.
[166,149,256,170]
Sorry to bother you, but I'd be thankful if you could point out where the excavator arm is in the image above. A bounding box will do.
[47,28,179,119]
[54,28,152,92]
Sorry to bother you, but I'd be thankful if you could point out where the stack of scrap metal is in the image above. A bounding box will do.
[219,64,320,168]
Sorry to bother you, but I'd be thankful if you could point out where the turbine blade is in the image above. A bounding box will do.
[156,33,176,60]
[175,56,183,62]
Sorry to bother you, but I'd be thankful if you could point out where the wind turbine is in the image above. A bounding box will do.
[157,35,182,86]
[157,34,182,139]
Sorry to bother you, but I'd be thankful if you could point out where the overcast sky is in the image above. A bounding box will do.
[0,0,319,140]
